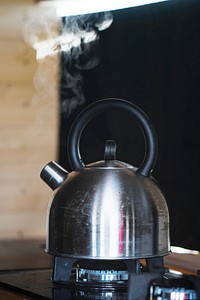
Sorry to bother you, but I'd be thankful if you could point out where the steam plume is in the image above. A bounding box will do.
[23,7,113,116]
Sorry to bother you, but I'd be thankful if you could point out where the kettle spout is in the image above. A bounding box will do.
[40,161,68,190]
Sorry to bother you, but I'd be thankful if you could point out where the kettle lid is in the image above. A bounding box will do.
[86,140,136,170]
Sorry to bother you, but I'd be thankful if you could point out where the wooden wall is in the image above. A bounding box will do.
[0,0,58,239]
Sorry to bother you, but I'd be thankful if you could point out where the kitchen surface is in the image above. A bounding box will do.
[0,0,200,299]
[0,240,199,299]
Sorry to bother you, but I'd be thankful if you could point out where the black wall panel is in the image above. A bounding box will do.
[59,0,200,250]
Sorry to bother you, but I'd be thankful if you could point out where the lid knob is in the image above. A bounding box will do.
[104,140,117,161]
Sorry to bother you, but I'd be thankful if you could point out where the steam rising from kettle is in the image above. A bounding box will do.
[41,98,170,260]
[23,10,113,116]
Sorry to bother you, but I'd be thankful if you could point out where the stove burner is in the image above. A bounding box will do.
[52,256,143,286]
[51,256,199,299]
[72,259,132,285]
[76,267,129,283]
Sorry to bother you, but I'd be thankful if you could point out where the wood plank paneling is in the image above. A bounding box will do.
[0,42,37,84]
[0,0,59,239]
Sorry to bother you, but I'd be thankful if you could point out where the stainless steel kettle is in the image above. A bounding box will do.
[41,98,170,260]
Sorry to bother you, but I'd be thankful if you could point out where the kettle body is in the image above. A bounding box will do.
[41,98,170,260]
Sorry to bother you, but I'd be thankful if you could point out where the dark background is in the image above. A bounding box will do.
[59,0,200,250]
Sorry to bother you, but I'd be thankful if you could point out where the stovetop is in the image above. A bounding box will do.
[0,240,199,300]
[0,268,199,300]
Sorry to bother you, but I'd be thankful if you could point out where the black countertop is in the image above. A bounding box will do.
[0,240,52,299]
[0,239,52,271]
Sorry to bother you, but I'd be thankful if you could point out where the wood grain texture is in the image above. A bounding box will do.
[165,252,200,275]
[0,0,59,239]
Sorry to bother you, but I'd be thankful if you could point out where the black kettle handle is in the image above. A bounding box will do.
[67,98,158,177]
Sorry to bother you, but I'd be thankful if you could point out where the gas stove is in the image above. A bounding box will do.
[0,268,198,299]
[0,254,199,300]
